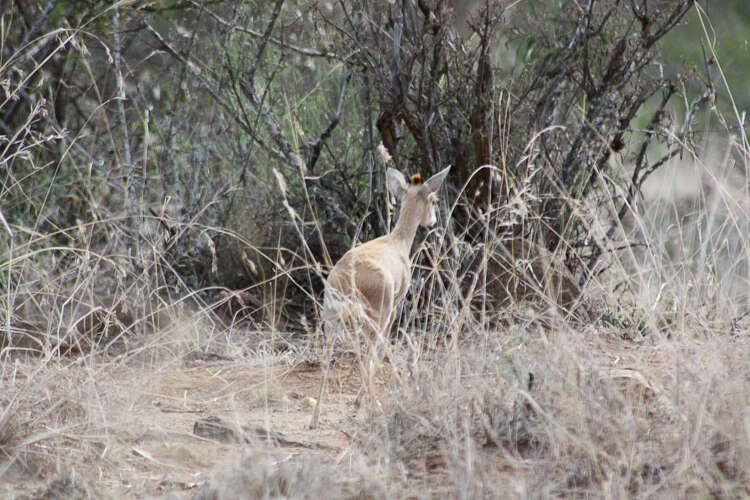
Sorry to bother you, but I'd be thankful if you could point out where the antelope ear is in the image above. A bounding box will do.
[424,165,451,194]
[386,168,408,200]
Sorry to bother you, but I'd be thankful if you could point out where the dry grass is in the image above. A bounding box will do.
[3,141,749,499]
[2,10,749,499]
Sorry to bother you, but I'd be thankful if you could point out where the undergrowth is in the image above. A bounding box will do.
[1,1,748,499]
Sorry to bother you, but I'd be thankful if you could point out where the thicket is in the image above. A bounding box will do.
[1,0,709,340]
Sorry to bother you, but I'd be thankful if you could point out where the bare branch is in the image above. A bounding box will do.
[307,71,352,172]
[242,86,306,170]
[112,7,139,248]
[187,0,339,60]
[646,1,695,48]
[143,22,291,166]
[247,0,284,86]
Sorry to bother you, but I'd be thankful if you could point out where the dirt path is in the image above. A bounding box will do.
[2,356,363,498]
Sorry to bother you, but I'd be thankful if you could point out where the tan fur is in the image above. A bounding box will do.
[323,166,451,339]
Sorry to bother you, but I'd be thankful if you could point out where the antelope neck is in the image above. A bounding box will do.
[391,193,422,252]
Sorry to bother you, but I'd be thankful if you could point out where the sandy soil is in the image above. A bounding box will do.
[1,354,365,499]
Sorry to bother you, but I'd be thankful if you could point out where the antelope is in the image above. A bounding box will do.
[322,166,451,340]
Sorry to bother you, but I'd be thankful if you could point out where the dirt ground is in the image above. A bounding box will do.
[1,354,367,499]
[2,319,747,498]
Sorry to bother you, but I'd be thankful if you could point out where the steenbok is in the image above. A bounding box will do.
[323,166,451,341]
